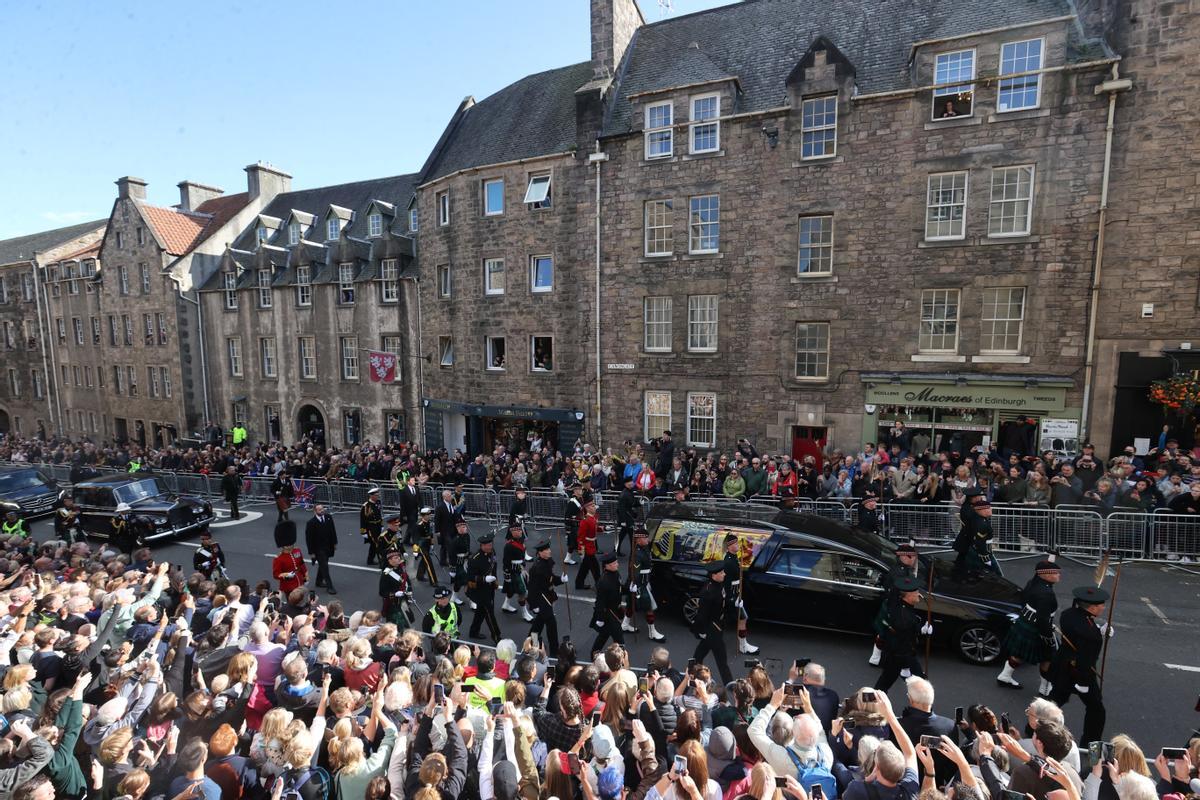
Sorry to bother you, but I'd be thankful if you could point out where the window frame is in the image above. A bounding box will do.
[148,366,159,398]
[925,171,969,241]
[260,336,277,379]
[931,48,976,121]
[485,336,507,371]
[382,335,403,382]
[801,95,838,159]
[524,173,552,209]
[436,264,452,298]
[227,337,243,377]
[337,263,356,305]
[380,258,400,303]
[298,336,317,380]
[484,258,505,296]
[222,271,238,309]
[409,208,419,232]
[794,322,831,381]
[644,390,671,442]
[980,287,1026,354]
[529,255,554,293]
[689,92,721,154]
[686,294,719,353]
[437,191,450,226]
[72,317,84,346]
[438,335,454,367]
[644,101,674,160]
[161,367,171,398]
[142,313,154,345]
[155,312,167,345]
[118,265,129,295]
[987,164,1035,238]
[483,178,505,216]
[797,215,834,276]
[340,336,360,381]
[326,217,340,241]
[644,199,674,257]
[686,392,717,448]
[257,268,273,308]
[530,335,554,372]
[287,222,301,246]
[997,38,1044,113]
[122,315,133,346]
[295,265,312,307]
[918,288,962,354]
[688,194,720,254]
[643,296,672,353]
[139,263,151,294]
[367,212,383,238]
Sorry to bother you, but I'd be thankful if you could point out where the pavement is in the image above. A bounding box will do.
[26,500,1200,753]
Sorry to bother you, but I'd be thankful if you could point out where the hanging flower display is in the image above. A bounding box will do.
[1148,375,1200,411]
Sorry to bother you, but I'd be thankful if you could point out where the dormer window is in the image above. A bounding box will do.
[288,222,301,246]
[645,102,673,159]
[368,213,383,238]
[931,49,975,120]
[257,226,270,243]
[327,218,341,241]
[524,174,552,209]
[409,209,418,232]
[222,272,238,310]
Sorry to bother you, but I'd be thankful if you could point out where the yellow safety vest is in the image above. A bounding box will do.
[231,426,247,444]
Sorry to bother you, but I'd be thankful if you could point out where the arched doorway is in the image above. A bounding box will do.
[0,410,9,435]
[297,405,326,447]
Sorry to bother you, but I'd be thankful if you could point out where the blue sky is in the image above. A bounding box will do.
[0,0,734,240]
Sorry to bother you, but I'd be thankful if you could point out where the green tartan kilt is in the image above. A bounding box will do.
[1004,617,1052,663]
[627,585,657,613]
[503,572,527,596]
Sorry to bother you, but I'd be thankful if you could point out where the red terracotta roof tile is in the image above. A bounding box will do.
[141,192,250,257]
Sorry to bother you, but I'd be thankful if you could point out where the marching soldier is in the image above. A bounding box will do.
[692,561,733,685]
[1049,585,1111,745]
[360,486,383,566]
[590,552,625,656]
[575,498,600,590]
[508,487,529,530]
[411,506,439,586]
[466,533,501,642]
[996,555,1060,692]
[622,526,665,641]
[856,491,887,538]
[54,496,82,543]
[422,585,459,638]
[272,520,308,595]
[562,482,583,565]
[271,468,294,522]
[953,488,1000,577]
[193,530,227,580]
[527,539,569,654]
[111,503,138,554]
[722,533,760,655]
[616,475,638,556]
[501,520,534,622]
[873,574,932,691]
[869,541,922,666]
[379,547,415,627]
[2,509,30,541]
[448,517,472,605]
[381,515,404,555]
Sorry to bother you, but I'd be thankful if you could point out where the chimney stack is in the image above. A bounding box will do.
[245,162,293,201]
[177,181,225,212]
[590,0,644,79]
[116,176,148,201]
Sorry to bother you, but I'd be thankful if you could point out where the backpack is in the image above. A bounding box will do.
[784,747,838,800]
[280,766,331,800]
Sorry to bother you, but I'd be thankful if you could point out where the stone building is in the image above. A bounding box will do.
[0,220,107,438]
[94,165,289,446]
[197,173,420,449]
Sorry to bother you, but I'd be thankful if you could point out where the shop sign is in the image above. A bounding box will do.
[865,382,1065,411]
[1038,417,1079,456]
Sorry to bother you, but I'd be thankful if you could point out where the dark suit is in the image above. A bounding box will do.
[692,578,732,685]
[399,484,421,544]
[655,439,675,478]
[305,513,338,591]
[804,683,841,733]
[434,500,458,566]
[1049,605,1107,744]
[900,706,959,786]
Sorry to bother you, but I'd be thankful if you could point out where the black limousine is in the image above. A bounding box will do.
[0,465,60,519]
[72,474,215,544]
[647,503,1022,665]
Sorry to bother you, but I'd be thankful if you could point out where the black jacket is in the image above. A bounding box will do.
[880,597,923,657]
[1019,576,1058,639]
[693,579,727,635]
[305,514,338,557]
[592,570,623,626]
[527,557,566,612]
[900,706,959,786]
[220,472,241,501]
[435,500,459,540]
[1054,605,1103,683]
[618,488,638,527]
[399,484,421,525]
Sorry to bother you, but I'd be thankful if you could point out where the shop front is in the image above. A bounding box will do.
[860,373,1078,457]
[422,398,586,457]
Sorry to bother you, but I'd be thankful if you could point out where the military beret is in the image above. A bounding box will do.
[1073,586,1109,604]
[706,561,727,575]
[894,574,923,593]
[534,540,552,552]
[723,533,739,545]
[1035,558,1061,574]
[600,552,618,565]
[479,533,495,544]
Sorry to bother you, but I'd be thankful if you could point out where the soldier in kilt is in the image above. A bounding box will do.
[996,555,1060,693]
[621,526,666,641]
[953,489,1001,577]
[869,541,922,666]
[379,547,416,626]
[501,521,534,622]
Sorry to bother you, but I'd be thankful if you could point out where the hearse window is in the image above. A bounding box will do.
[836,556,883,587]
[115,479,164,505]
[650,519,772,564]
[76,486,114,508]
[769,548,837,580]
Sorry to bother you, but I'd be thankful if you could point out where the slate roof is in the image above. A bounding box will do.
[139,192,250,256]
[420,61,595,183]
[603,0,1076,135]
[0,219,107,267]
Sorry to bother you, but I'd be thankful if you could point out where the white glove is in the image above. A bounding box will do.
[630,584,639,594]
[696,633,706,640]
[920,622,934,635]
[395,591,405,597]
[900,668,912,678]
[596,619,605,628]
[734,598,743,609]
[1098,622,1113,638]
[1074,684,1089,695]
[485,575,496,584]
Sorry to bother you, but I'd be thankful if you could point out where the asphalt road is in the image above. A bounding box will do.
[27,500,1200,754]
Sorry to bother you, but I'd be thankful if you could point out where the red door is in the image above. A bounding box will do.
[791,426,827,469]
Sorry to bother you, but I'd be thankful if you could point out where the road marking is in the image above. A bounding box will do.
[210,510,263,528]
[1164,663,1200,672]
[1140,596,1170,625]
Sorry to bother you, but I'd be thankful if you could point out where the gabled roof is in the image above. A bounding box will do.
[139,191,250,257]
[0,219,107,267]
[57,242,102,262]
[325,204,353,221]
[603,0,1075,135]
[420,61,594,183]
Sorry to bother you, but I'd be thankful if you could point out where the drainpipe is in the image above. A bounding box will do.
[171,278,211,429]
[400,274,426,447]
[30,255,62,435]
[589,144,609,450]
[1080,65,1132,444]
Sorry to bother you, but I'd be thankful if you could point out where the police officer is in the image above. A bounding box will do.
[466,533,501,642]
[692,561,733,685]
[448,517,472,605]
[997,555,1060,692]
[379,547,415,626]
[423,585,459,638]
[953,488,1000,576]
[54,496,82,542]
[869,541,922,666]
[193,530,227,580]
[527,539,569,654]
[721,533,760,655]
[411,506,438,586]
[856,491,887,538]
[360,487,383,566]
[1049,585,1111,745]
[622,526,665,641]
[111,503,138,554]
[2,509,30,541]
[616,475,638,556]
[501,520,534,621]
[873,574,932,691]
[563,482,583,565]
[271,468,293,522]
[230,421,247,447]
[590,552,625,656]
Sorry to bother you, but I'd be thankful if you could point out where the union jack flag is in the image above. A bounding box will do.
[291,479,316,509]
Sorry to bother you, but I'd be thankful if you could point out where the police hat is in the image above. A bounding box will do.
[600,552,618,565]
[433,585,451,599]
[479,533,495,545]
[419,506,433,515]
[274,519,298,548]
[894,574,923,593]
[706,561,726,575]
[386,515,402,525]
[534,539,552,552]
[1073,586,1109,604]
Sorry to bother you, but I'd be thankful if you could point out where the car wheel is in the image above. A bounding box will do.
[956,623,1003,665]
[682,595,700,627]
